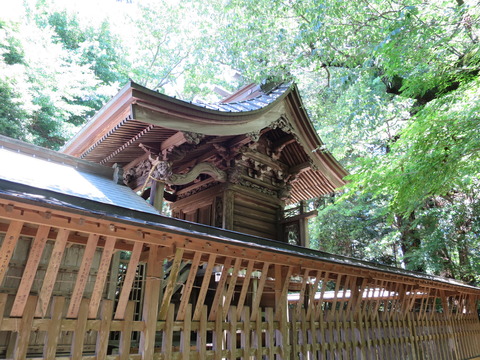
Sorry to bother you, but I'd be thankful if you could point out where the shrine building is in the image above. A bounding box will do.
[0,81,478,359]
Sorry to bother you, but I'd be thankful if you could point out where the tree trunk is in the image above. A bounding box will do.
[395,211,425,272]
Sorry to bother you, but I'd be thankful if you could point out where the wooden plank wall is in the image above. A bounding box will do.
[0,218,479,359]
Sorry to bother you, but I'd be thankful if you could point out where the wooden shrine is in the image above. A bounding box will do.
[0,82,478,359]
[62,82,346,246]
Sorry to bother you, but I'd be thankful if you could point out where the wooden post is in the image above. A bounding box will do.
[223,189,234,230]
[139,245,164,359]
[107,251,121,301]
[151,180,165,213]
[119,301,135,360]
[209,257,232,321]
[193,254,216,321]
[177,251,202,321]
[43,296,65,360]
[12,295,37,360]
[71,298,90,360]
[95,300,114,358]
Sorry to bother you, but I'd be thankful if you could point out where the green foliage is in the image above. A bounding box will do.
[309,194,399,266]
[0,80,29,140]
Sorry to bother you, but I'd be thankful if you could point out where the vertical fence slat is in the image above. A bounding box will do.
[140,244,163,359]
[214,303,224,360]
[71,298,90,360]
[181,304,192,360]
[119,301,135,360]
[12,295,37,360]
[95,299,114,359]
[161,303,175,360]
[197,305,207,360]
[43,296,65,360]
[241,306,251,359]
[228,306,237,360]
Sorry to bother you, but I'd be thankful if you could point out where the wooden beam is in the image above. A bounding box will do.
[250,262,270,321]
[208,257,232,321]
[158,247,185,320]
[114,241,143,320]
[193,254,216,321]
[296,268,310,317]
[88,236,116,319]
[160,130,187,153]
[177,251,202,321]
[236,260,255,320]
[223,257,242,318]
[0,220,23,285]
[0,202,164,246]
[140,245,164,359]
[36,229,69,317]
[275,265,293,321]
[11,225,50,317]
[67,234,99,318]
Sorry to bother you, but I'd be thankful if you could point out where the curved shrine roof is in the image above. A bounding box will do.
[62,81,348,202]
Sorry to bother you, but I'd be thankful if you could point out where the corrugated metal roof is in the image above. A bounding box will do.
[0,147,159,215]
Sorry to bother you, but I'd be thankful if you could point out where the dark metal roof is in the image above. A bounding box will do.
[0,137,159,215]
[190,83,290,112]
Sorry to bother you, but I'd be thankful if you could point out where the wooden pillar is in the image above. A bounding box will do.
[139,245,164,359]
[150,180,165,213]
[223,189,234,230]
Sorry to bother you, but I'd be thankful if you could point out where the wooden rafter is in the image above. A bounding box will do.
[114,241,143,320]
[193,254,216,321]
[0,221,23,286]
[177,251,202,321]
[67,234,99,318]
[35,228,69,317]
[88,236,116,318]
[11,225,50,317]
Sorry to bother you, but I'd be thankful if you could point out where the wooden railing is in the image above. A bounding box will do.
[0,201,479,359]
[0,295,478,359]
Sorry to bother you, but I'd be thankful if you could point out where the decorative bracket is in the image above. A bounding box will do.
[168,162,227,185]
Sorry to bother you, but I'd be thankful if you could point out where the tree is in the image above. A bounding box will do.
[200,0,480,281]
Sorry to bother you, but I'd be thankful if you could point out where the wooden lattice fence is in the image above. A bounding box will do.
[0,200,478,359]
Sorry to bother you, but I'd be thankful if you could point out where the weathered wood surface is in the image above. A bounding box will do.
[0,213,479,359]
